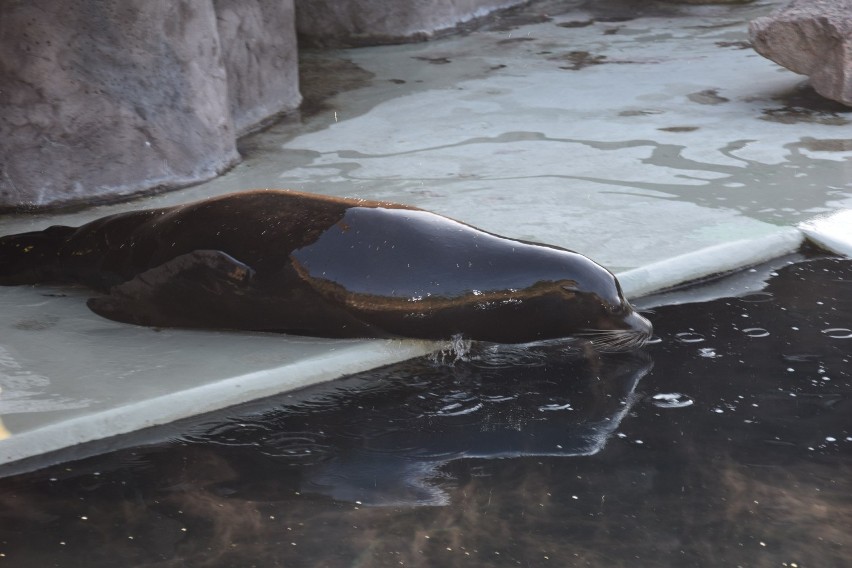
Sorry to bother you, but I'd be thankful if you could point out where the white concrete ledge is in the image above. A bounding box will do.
[617,228,805,299]
[0,282,441,466]
[799,209,852,258]
[0,338,439,465]
[623,212,851,308]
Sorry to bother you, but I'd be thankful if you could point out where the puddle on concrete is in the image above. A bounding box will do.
[687,89,730,105]
[295,54,376,119]
[548,50,608,70]
[0,254,849,566]
[759,82,852,126]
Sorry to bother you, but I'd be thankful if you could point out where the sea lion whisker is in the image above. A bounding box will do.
[573,328,651,352]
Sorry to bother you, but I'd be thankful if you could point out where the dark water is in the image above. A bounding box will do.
[0,256,849,567]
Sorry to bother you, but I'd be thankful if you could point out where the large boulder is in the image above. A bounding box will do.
[0,0,239,209]
[215,0,302,135]
[295,0,526,47]
[749,0,852,107]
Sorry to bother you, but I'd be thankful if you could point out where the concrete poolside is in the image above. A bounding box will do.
[1,0,851,472]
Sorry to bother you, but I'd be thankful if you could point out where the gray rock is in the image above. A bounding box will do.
[215,0,302,135]
[0,0,240,209]
[749,0,852,107]
[295,0,526,47]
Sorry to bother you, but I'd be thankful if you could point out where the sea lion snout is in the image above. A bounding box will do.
[621,310,653,339]
[578,307,652,352]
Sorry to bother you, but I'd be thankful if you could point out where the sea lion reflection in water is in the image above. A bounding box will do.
[0,190,652,351]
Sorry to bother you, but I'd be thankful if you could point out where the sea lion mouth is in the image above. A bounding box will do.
[574,329,652,352]
[575,311,653,352]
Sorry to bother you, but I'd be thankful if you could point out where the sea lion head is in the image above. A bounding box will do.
[539,254,653,351]
[288,205,653,349]
[570,276,653,352]
[568,295,653,352]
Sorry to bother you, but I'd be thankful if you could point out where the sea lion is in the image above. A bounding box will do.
[0,190,651,349]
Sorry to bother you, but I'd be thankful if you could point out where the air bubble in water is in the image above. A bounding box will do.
[742,327,770,338]
[675,332,705,343]
[430,334,472,364]
[650,393,694,409]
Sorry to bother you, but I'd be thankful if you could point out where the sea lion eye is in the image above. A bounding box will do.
[560,284,578,298]
[605,300,627,315]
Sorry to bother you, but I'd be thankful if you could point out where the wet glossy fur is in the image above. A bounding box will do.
[0,190,652,347]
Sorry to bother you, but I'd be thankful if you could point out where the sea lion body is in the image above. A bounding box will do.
[0,190,651,347]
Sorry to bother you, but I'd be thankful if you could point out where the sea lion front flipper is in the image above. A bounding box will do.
[87,250,256,328]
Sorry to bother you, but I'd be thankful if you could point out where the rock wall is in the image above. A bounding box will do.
[1,0,533,209]
[215,0,302,135]
[749,0,852,107]
[295,0,527,47]
[0,0,238,209]
[0,0,300,210]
